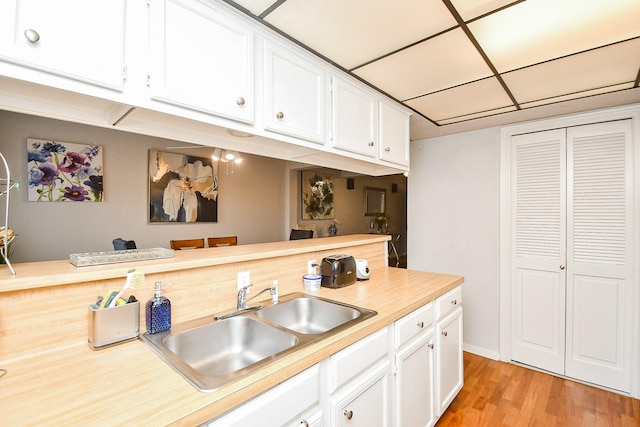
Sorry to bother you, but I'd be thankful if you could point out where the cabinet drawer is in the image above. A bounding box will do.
[207,364,319,426]
[435,286,462,320]
[394,302,434,349]
[328,327,389,393]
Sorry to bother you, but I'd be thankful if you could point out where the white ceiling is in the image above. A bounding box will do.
[224,0,640,140]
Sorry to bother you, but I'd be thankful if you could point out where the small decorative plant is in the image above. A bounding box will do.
[374,215,388,232]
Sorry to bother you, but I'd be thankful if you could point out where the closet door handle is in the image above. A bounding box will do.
[560,265,565,270]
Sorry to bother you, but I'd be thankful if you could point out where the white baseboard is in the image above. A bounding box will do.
[463,343,500,361]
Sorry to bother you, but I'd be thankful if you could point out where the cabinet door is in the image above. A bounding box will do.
[435,308,463,417]
[331,361,390,427]
[395,331,435,427]
[264,41,326,143]
[148,0,253,123]
[378,100,409,166]
[331,76,377,157]
[0,0,126,90]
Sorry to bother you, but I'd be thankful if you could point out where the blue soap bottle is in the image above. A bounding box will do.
[146,281,171,334]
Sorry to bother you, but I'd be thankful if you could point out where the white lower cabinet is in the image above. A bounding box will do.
[435,286,464,417]
[203,287,463,426]
[329,361,390,427]
[393,302,436,427]
[205,364,320,427]
[326,327,390,426]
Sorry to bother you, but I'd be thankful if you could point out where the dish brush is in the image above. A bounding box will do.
[106,269,146,308]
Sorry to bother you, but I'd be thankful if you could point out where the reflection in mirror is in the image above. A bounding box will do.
[363,187,386,216]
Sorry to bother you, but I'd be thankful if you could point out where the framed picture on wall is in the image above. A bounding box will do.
[26,138,103,202]
[301,171,334,220]
[148,150,218,223]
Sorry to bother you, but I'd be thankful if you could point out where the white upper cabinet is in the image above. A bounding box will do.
[379,100,410,167]
[0,0,127,90]
[263,41,327,144]
[148,0,254,123]
[331,75,378,158]
[331,76,411,167]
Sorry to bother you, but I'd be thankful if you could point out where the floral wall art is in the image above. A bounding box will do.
[27,138,103,202]
[149,150,218,223]
[301,171,334,220]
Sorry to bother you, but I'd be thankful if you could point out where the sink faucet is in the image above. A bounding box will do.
[237,281,279,310]
[215,281,280,320]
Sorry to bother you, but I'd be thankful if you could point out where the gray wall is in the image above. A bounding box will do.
[288,168,407,254]
[0,111,288,262]
[408,127,501,358]
[1,110,407,263]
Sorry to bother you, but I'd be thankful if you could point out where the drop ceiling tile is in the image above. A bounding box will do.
[520,83,634,109]
[449,0,516,21]
[227,0,275,16]
[405,77,515,122]
[354,28,493,101]
[502,38,640,104]
[263,0,457,69]
[437,106,517,125]
[468,0,640,72]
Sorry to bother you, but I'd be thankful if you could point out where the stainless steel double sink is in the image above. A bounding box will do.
[140,292,377,392]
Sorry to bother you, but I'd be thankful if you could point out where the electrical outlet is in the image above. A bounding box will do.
[307,260,317,275]
[237,271,250,291]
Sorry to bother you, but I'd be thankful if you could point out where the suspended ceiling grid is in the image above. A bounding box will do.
[224,0,640,140]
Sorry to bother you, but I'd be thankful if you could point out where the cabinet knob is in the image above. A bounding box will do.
[560,265,565,270]
[417,321,424,328]
[368,141,374,147]
[24,29,40,43]
[385,146,391,152]
[442,330,448,337]
[276,111,284,119]
[300,421,309,427]
[236,97,245,106]
[343,409,353,420]
[428,343,434,349]
[451,299,458,305]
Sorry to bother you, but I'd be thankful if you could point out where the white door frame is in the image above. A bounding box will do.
[499,103,640,398]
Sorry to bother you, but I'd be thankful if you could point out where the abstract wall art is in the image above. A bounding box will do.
[149,150,218,223]
[301,171,334,220]
[27,138,103,202]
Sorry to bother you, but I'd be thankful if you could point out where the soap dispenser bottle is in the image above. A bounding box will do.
[146,281,171,334]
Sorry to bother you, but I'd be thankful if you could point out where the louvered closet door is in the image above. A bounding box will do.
[565,120,633,392]
[510,129,567,375]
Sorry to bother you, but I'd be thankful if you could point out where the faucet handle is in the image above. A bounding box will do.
[270,280,279,303]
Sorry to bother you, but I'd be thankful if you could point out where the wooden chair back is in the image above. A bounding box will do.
[207,236,238,247]
[290,229,314,240]
[170,238,205,250]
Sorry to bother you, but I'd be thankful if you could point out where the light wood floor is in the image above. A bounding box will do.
[437,352,640,426]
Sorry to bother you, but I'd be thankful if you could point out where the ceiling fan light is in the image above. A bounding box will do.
[233,151,243,163]
[211,147,222,161]
[224,150,235,160]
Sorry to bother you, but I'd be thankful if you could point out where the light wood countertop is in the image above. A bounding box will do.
[0,236,463,426]
[0,234,390,292]
[1,268,462,426]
